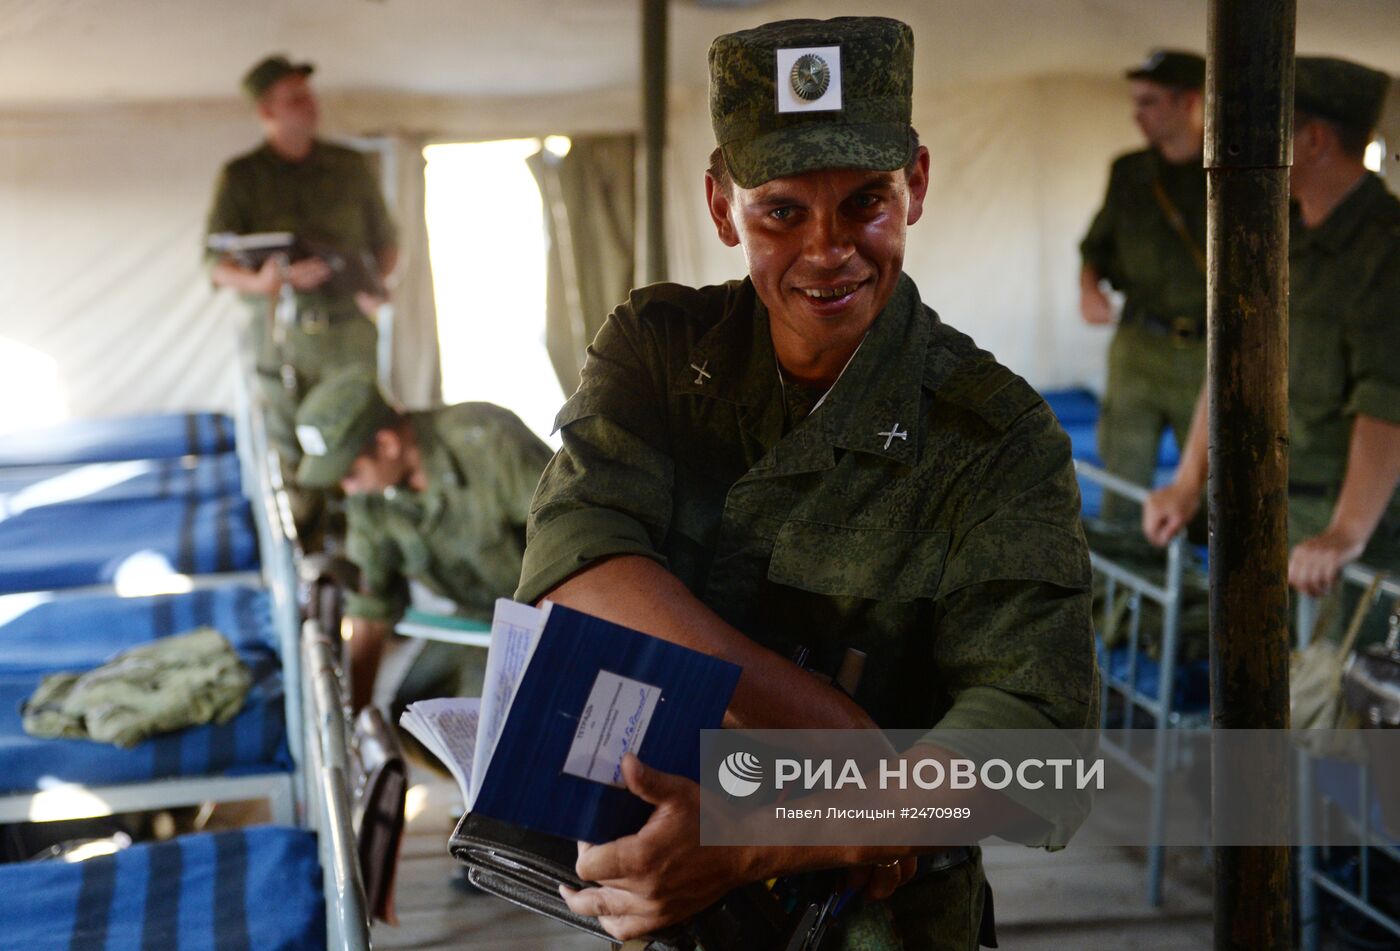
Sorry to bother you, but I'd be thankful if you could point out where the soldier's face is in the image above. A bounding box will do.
[258,74,319,138]
[340,433,406,495]
[1130,80,1198,147]
[707,147,929,347]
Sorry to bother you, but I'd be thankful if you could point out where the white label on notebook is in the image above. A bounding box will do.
[563,670,661,787]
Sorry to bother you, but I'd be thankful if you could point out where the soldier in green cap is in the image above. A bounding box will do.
[1080,49,1208,522]
[1145,56,1400,602]
[206,54,399,535]
[295,372,551,712]
[522,17,1097,949]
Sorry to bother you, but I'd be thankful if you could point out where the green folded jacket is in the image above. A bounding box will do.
[22,627,252,749]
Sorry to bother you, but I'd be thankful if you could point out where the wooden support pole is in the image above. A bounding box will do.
[641,0,669,284]
[1205,1,1295,948]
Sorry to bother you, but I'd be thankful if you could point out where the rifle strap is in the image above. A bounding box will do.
[1152,173,1208,277]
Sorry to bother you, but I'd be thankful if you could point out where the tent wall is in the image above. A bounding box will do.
[0,90,636,423]
[1,76,1152,421]
[0,102,251,422]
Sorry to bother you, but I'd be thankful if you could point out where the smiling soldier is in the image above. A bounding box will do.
[517,17,1097,950]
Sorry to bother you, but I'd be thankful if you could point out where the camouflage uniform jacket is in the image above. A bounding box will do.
[346,403,552,624]
[1290,173,1400,485]
[204,139,397,319]
[1080,148,1208,327]
[1289,172,1400,556]
[520,274,1098,826]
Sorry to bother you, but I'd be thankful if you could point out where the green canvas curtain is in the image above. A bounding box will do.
[528,135,636,395]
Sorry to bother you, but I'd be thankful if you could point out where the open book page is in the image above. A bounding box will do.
[399,698,480,800]
[469,598,551,808]
[206,231,295,253]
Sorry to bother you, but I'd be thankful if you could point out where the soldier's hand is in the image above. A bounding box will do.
[844,854,920,901]
[286,256,333,291]
[1289,528,1366,597]
[1142,481,1199,547]
[355,290,387,317]
[563,753,749,941]
[249,256,284,296]
[1080,286,1115,325]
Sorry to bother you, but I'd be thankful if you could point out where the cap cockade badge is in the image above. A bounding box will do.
[775,46,842,113]
[296,424,328,456]
[790,53,830,101]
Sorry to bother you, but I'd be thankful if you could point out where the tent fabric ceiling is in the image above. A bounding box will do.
[1,0,1395,107]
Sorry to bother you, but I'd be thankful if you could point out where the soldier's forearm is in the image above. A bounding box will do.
[1327,414,1400,545]
[348,618,392,710]
[210,258,271,296]
[542,555,877,732]
[1174,386,1211,494]
[377,246,399,285]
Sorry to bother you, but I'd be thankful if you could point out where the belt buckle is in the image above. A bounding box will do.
[1171,317,1196,348]
[300,309,331,335]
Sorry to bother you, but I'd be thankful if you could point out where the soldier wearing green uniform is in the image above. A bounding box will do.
[1145,57,1400,603]
[294,373,552,712]
[1079,51,1207,520]
[206,55,398,534]
[522,18,1097,950]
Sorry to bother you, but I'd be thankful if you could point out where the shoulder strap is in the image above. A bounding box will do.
[1151,172,1208,277]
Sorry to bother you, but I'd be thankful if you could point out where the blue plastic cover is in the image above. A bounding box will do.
[0,495,259,594]
[0,826,325,950]
[0,453,242,510]
[0,413,236,468]
[0,586,276,674]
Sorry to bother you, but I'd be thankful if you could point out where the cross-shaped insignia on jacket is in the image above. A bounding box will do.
[690,361,712,385]
[878,423,908,450]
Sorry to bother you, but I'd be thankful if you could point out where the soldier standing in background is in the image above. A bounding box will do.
[1145,57,1400,602]
[205,54,398,539]
[1079,50,1207,520]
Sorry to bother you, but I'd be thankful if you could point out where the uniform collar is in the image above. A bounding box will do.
[817,274,927,466]
[1294,172,1385,254]
[257,138,327,169]
[673,274,927,467]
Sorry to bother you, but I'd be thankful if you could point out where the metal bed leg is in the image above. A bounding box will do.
[1359,765,1371,904]
[1145,537,1184,908]
[1298,749,1320,951]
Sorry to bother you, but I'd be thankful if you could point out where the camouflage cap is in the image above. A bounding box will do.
[242,54,315,101]
[294,371,397,489]
[708,17,915,189]
[1126,49,1205,90]
[1295,56,1391,135]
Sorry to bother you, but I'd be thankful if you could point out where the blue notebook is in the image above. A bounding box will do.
[466,599,741,844]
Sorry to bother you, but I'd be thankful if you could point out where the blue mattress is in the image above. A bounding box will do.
[1097,640,1211,714]
[1313,758,1400,847]
[0,495,259,594]
[0,453,242,511]
[0,413,235,468]
[1042,388,1101,427]
[0,647,288,794]
[0,826,325,951]
[1041,388,1181,517]
[0,586,275,675]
